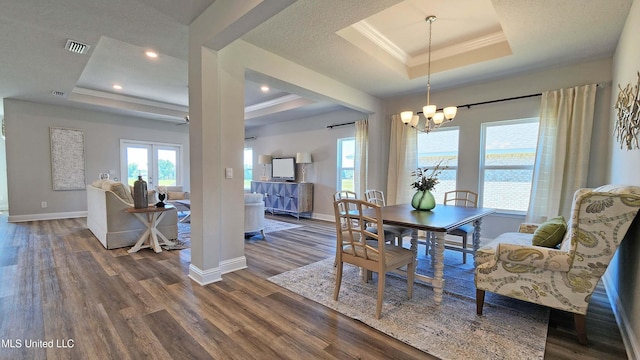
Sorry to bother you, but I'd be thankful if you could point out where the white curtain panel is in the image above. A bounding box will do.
[386,114,417,205]
[526,84,597,223]
[354,119,368,199]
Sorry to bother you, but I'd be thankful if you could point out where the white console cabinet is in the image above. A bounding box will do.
[251,181,313,219]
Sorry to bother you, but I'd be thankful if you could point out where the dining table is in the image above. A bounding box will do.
[365,203,496,305]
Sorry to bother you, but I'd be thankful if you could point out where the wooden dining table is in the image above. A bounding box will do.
[365,203,496,305]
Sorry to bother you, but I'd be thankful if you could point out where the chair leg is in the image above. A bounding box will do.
[260,229,266,239]
[407,259,416,299]
[574,313,588,345]
[333,262,343,301]
[476,289,485,315]
[376,272,385,319]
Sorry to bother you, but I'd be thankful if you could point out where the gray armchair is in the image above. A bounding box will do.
[245,193,266,238]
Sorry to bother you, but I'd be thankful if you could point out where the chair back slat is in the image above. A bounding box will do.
[364,189,386,207]
[444,190,478,208]
[333,198,383,262]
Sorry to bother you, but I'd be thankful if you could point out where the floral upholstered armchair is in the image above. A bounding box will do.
[475,185,640,344]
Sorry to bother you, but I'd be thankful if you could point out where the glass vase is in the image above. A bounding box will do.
[411,190,436,211]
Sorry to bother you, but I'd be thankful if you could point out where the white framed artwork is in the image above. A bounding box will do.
[50,127,86,190]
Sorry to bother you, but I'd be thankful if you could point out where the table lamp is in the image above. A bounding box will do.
[258,154,272,181]
[296,152,312,183]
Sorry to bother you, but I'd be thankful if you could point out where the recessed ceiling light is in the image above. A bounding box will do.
[113,84,123,90]
[145,50,158,58]
[260,85,269,92]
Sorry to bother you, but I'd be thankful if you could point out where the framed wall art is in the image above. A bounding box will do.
[50,127,86,190]
[614,71,640,150]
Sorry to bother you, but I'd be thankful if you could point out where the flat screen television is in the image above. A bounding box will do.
[271,157,296,181]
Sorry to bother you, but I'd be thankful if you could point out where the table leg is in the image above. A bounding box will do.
[410,229,418,253]
[148,212,162,253]
[128,212,155,253]
[472,218,483,267]
[128,211,173,253]
[432,231,446,305]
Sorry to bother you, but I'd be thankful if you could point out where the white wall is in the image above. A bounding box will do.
[246,108,366,220]
[607,0,640,355]
[383,58,613,238]
[3,99,189,221]
[0,131,8,211]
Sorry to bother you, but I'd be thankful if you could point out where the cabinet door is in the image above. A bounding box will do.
[283,183,299,213]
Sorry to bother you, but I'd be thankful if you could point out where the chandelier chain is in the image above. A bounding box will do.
[427,16,432,106]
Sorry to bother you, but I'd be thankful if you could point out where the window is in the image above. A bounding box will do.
[244,147,253,190]
[120,140,183,189]
[480,119,539,212]
[337,137,355,191]
[417,127,459,204]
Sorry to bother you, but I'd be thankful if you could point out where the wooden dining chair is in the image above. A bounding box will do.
[442,190,478,264]
[332,198,416,319]
[364,189,413,247]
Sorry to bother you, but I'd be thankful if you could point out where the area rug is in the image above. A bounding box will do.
[172,218,303,249]
[267,254,549,360]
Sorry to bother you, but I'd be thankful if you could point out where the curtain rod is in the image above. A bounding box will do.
[415,93,542,114]
[328,94,542,125]
[327,121,355,129]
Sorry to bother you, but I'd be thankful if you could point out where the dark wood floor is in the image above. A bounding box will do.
[0,214,628,359]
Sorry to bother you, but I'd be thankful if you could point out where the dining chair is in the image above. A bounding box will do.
[332,198,416,319]
[333,191,358,229]
[364,189,413,247]
[442,190,478,264]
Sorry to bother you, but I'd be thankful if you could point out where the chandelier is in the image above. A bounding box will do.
[400,16,457,133]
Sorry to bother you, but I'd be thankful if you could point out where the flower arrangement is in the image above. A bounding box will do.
[410,160,447,192]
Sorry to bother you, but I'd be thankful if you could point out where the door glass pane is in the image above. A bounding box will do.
[157,149,177,186]
[127,147,149,186]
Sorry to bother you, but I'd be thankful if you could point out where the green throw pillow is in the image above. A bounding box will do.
[532,216,567,248]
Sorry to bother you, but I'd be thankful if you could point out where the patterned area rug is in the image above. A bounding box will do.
[268,252,549,360]
[171,218,303,249]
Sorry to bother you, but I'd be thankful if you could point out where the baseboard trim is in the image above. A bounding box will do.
[8,211,88,223]
[312,213,335,222]
[220,256,247,274]
[602,272,639,359]
[188,264,222,285]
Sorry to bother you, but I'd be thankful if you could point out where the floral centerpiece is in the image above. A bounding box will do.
[410,160,447,211]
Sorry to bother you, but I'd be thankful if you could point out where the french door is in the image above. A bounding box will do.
[120,140,183,189]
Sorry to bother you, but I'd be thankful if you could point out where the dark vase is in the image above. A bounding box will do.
[411,190,436,211]
[133,175,148,209]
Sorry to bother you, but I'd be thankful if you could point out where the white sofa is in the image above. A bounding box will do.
[87,180,178,249]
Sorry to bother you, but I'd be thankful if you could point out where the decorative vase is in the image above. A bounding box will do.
[156,193,166,208]
[411,190,436,211]
[133,175,148,209]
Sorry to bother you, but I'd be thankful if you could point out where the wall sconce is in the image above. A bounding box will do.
[258,154,272,181]
[296,152,312,183]
[614,71,640,150]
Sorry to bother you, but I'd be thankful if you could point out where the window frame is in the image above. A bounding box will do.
[416,126,460,204]
[479,118,539,214]
[337,137,355,192]
[243,147,253,191]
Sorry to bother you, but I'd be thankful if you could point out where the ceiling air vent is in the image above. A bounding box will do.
[64,39,90,55]
[51,90,65,97]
